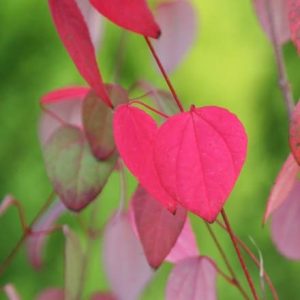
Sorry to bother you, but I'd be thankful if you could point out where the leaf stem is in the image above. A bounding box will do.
[129,100,169,118]
[221,209,260,300]
[144,36,184,112]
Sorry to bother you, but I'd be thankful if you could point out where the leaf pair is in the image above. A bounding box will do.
[114,104,247,222]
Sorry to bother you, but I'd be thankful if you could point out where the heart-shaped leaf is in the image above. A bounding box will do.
[90,0,160,38]
[288,0,300,52]
[103,213,153,300]
[44,125,117,211]
[113,104,176,212]
[289,100,300,164]
[132,185,186,269]
[166,256,217,300]
[154,106,247,222]
[82,85,129,160]
[48,0,112,107]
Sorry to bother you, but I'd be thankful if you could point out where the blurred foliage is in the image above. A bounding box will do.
[0,0,300,299]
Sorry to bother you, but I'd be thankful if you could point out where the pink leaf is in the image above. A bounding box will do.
[0,195,14,216]
[253,0,290,45]
[166,256,217,300]
[103,213,153,300]
[263,154,300,222]
[40,86,89,145]
[26,201,66,269]
[132,185,187,269]
[4,284,21,300]
[153,0,198,73]
[36,288,64,300]
[154,106,247,222]
[288,0,300,52]
[48,0,112,107]
[90,0,161,38]
[271,179,300,260]
[289,100,300,163]
[113,104,176,212]
[90,292,116,300]
[166,218,199,264]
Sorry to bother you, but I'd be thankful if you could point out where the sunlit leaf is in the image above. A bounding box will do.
[90,0,160,38]
[132,185,186,269]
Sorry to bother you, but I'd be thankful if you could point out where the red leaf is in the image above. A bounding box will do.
[132,185,186,269]
[48,0,112,107]
[154,106,247,222]
[166,218,199,264]
[166,256,217,300]
[36,288,65,300]
[263,154,300,222]
[253,0,290,45]
[288,0,300,52]
[90,0,161,38]
[271,179,300,260]
[113,104,176,212]
[103,213,153,300]
[289,100,300,163]
[153,0,198,73]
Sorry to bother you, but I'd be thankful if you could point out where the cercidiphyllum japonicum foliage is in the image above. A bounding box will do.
[2,1,300,298]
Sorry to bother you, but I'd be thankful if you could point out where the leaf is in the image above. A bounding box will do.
[63,226,84,300]
[82,85,129,160]
[26,201,66,269]
[153,0,198,73]
[166,218,199,264]
[90,292,116,300]
[263,154,300,222]
[166,256,217,300]
[103,213,153,300]
[271,179,300,260]
[36,288,65,300]
[290,100,300,163]
[154,106,247,222]
[40,86,89,145]
[132,185,187,269]
[288,0,300,52]
[113,104,176,212]
[43,125,117,211]
[253,0,290,45]
[3,284,21,300]
[48,0,112,107]
[90,0,161,38]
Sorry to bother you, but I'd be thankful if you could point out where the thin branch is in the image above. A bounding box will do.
[129,100,169,119]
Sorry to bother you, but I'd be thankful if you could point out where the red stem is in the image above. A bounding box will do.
[221,209,259,300]
[144,36,184,112]
[129,100,169,119]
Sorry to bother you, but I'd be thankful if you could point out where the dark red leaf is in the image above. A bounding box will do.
[132,185,187,269]
[48,0,112,107]
[90,0,161,38]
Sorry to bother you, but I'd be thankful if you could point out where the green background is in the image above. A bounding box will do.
[0,0,299,299]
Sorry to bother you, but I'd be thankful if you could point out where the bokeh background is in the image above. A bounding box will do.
[1,0,299,299]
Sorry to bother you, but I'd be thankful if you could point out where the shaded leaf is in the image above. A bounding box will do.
[166,218,198,264]
[27,201,66,269]
[263,154,299,222]
[90,0,160,38]
[288,0,300,52]
[48,0,112,107]
[271,179,300,260]
[153,0,198,73]
[103,213,153,300]
[132,185,187,269]
[44,125,117,211]
[166,256,217,300]
[113,104,176,212]
[290,100,300,163]
[36,288,65,300]
[154,106,247,222]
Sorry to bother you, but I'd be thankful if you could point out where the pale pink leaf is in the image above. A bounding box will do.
[26,201,66,269]
[90,0,161,38]
[4,284,21,300]
[48,0,112,107]
[0,195,14,216]
[253,0,290,45]
[166,256,217,300]
[166,218,199,264]
[132,185,187,269]
[288,0,300,52]
[289,100,300,163]
[154,106,247,222]
[271,179,300,260]
[103,213,153,300]
[263,154,300,222]
[36,288,64,300]
[153,0,198,73]
[113,104,176,212]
